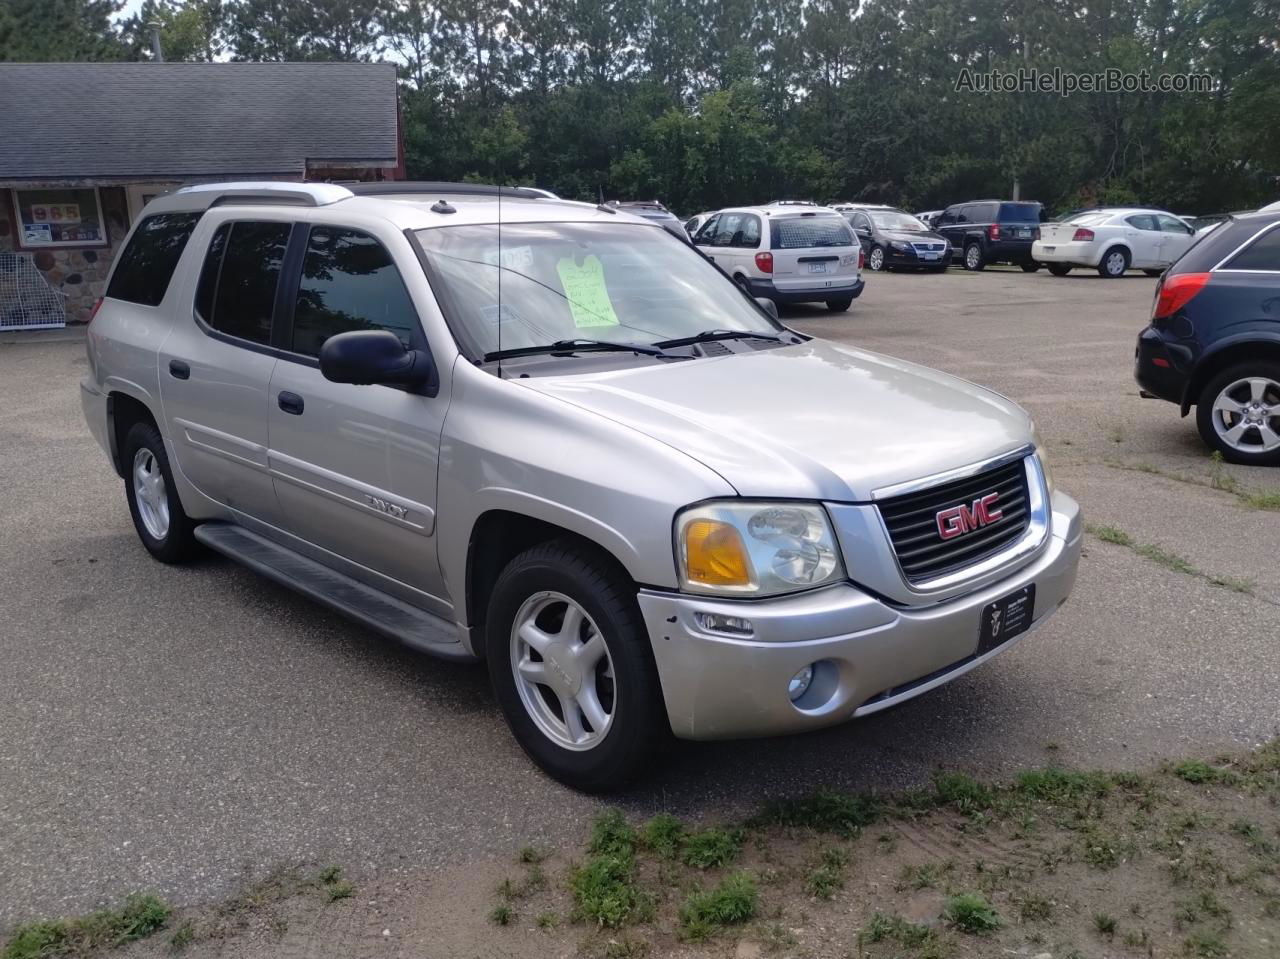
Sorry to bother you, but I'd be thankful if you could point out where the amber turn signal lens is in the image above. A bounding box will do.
[684,519,751,587]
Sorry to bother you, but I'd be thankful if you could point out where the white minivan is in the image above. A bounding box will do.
[692,206,864,311]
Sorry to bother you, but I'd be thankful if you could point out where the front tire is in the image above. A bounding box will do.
[964,243,985,271]
[867,245,886,271]
[826,297,854,312]
[123,422,199,563]
[1020,262,1041,273]
[1047,263,1072,277]
[485,540,665,791]
[1097,247,1130,278]
[1195,364,1280,466]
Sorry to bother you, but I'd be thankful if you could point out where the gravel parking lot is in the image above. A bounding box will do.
[2,267,1277,926]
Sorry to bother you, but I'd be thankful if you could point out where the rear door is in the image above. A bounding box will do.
[158,217,294,526]
[1123,214,1162,267]
[768,213,859,293]
[1156,214,1197,266]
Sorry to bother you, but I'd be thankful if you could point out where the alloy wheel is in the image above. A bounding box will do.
[965,245,980,269]
[1210,377,1280,454]
[132,447,170,540]
[869,247,884,271]
[510,591,615,751]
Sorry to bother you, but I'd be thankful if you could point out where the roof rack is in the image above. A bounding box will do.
[345,181,556,200]
[173,181,355,208]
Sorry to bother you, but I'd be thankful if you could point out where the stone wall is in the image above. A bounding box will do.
[0,186,128,324]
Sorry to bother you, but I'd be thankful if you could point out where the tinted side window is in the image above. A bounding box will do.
[291,227,418,357]
[205,221,291,345]
[1127,215,1158,231]
[1158,214,1192,234]
[1224,226,1280,271]
[194,223,229,322]
[853,212,873,233]
[738,215,761,247]
[938,207,958,226]
[711,213,741,247]
[106,213,202,306]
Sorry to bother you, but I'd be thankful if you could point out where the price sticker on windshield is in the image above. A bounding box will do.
[556,255,619,328]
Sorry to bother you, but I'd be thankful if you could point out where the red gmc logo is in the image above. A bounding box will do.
[936,492,1003,540]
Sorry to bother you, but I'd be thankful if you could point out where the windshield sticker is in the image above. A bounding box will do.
[480,244,535,270]
[555,255,619,328]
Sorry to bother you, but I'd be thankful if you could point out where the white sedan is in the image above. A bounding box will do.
[1033,207,1199,278]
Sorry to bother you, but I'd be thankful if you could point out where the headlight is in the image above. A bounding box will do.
[890,240,911,252]
[675,501,845,596]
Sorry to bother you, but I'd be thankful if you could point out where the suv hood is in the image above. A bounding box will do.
[520,340,1032,501]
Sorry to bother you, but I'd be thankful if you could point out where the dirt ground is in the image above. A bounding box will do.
[24,742,1260,959]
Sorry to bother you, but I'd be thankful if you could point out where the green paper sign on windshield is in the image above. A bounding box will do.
[556,255,619,328]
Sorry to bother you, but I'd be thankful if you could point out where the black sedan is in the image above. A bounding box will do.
[842,207,950,272]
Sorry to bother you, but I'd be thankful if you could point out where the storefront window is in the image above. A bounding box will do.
[11,188,108,248]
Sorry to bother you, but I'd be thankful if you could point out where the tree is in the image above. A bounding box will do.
[0,0,128,61]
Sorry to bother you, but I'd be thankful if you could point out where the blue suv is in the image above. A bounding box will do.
[1135,209,1280,464]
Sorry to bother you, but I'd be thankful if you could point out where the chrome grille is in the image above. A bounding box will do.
[878,458,1030,584]
[911,241,945,253]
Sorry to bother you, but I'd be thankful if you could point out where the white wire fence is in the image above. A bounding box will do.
[0,252,67,331]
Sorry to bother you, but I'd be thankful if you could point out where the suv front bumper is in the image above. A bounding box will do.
[637,490,1081,740]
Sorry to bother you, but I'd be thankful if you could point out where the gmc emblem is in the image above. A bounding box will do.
[936,492,1003,540]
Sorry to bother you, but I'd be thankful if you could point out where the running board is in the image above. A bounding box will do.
[194,522,473,662]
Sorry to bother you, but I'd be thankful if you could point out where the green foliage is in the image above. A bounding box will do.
[680,828,744,869]
[751,790,883,837]
[677,873,758,941]
[1173,760,1238,785]
[933,771,994,810]
[859,912,935,947]
[570,815,652,929]
[640,814,685,860]
[943,892,1002,934]
[804,847,849,899]
[1088,524,1134,546]
[2,894,171,959]
[1015,768,1114,803]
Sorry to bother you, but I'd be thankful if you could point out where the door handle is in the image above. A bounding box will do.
[278,391,304,415]
[168,359,190,380]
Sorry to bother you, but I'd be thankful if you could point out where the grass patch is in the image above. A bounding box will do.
[1087,523,1134,546]
[1185,928,1229,957]
[570,813,653,928]
[1134,542,1198,575]
[858,911,935,947]
[933,771,994,810]
[325,881,354,902]
[519,845,546,864]
[804,847,848,900]
[639,814,685,860]
[535,912,559,929]
[750,790,883,837]
[1172,760,1239,785]
[1016,894,1055,922]
[680,827,744,869]
[601,936,649,958]
[899,860,954,890]
[488,903,514,926]
[1015,767,1113,804]
[943,892,1001,934]
[1243,489,1280,510]
[168,920,196,951]
[677,873,758,941]
[1093,911,1117,937]
[2,895,171,959]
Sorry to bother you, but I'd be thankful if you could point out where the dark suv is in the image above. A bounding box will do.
[935,200,1044,271]
[1135,209,1280,464]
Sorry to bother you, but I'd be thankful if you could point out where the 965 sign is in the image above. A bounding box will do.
[30,204,82,225]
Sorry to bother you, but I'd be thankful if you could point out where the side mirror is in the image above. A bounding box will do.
[320,329,438,395]
[754,297,779,319]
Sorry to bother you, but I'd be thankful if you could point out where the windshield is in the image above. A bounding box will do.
[414,222,781,359]
[869,211,929,232]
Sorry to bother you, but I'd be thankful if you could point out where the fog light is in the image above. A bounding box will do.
[788,664,815,702]
[693,611,754,636]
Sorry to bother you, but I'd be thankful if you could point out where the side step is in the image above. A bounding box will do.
[194,522,474,662]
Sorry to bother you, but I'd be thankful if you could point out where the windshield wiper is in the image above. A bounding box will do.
[653,329,783,349]
[484,338,672,362]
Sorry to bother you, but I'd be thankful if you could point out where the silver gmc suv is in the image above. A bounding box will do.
[81,181,1082,790]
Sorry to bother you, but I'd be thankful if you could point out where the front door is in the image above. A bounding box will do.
[159,217,293,526]
[1156,214,1197,267]
[265,225,449,611]
[1123,215,1162,268]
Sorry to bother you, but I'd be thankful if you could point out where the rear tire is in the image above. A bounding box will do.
[485,539,665,791]
[963,243,985,271]
[826,297,854,312]
[1097,247,1130,278]
[1194,363,1280,466]
[123,422,200,564]
[1047,264,1072,277]
[1020,262,1041,273]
